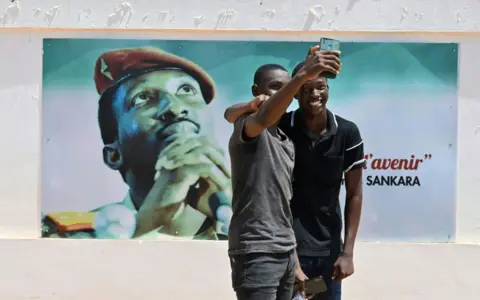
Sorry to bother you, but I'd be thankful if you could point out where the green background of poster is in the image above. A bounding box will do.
[42,39,458,241]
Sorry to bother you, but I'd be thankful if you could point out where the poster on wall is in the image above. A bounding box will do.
[41,38,458,241]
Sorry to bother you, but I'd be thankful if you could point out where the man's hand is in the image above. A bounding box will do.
[156,134,231,221]
[224,96,269,124]
[156,134,231,192]
[133,134,231,237]
[249,94,269,111]
[296,46,341,81]
[332,253,354,281]
[295,267,309,297]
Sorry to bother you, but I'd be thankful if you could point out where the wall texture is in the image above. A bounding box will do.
[2,0,480,31]
[1,0,480,299]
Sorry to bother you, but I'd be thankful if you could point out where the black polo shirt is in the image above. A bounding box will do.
[279,109,365,257]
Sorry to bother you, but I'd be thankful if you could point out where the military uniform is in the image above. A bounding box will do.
[42,211,96,238]
[42,193,226,240]
[42,47,229,240]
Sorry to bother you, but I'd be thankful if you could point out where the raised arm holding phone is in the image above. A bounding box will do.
[227,46,341,300]
[226,39,364,300]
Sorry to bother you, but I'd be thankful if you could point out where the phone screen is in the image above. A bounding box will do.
[320,38,340,51]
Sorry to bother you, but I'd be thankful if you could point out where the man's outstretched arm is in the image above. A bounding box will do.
[224,98,261,124]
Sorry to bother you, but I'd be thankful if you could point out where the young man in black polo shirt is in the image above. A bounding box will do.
[225,60,364,300]
[227,48,341,300]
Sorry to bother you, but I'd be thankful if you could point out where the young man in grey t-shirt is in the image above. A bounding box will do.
[227,47,341,300]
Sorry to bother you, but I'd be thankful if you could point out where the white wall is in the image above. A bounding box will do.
[0,0,480,299]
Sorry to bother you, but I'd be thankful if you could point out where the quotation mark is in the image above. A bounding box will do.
[363,154,373,169]
[424,154,432,159]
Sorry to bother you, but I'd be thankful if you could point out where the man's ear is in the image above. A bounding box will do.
[103,142,123,170]
[251,84,260,97]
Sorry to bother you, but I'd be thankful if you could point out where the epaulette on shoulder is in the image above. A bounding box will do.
[44,211,96,233]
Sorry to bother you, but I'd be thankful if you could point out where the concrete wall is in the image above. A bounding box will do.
[0,0,479,299]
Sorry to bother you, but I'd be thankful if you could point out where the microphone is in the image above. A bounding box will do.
[93,204,136,239]
[208,191,232,234]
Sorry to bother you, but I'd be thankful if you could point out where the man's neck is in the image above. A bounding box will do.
[125,172,154,210]
[129,189,147,210]
[303,110,328,134]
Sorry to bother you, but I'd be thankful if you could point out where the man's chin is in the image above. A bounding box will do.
[157,121,200,142]
[314,106,326,114]
[306,106,326,116]
[303,100,326,115]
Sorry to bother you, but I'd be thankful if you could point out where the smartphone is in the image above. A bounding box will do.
[319,37,341,79]
[304,276,328,294]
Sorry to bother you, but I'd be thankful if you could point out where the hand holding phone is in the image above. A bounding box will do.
[300,47,341,81]
[293,275,327,299]
[319,38,341,79]
[304,276,327,295]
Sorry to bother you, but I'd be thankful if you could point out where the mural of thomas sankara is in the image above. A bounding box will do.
[42,47,232,240]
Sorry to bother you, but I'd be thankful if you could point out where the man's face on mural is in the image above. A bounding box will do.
[109,69,207,185]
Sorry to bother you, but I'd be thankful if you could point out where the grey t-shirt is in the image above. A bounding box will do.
[228,115,296,255]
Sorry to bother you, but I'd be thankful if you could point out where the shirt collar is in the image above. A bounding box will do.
[291,109,338,135]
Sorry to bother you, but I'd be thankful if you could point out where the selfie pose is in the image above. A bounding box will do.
[227,46,342,300]
[226,39,363,300]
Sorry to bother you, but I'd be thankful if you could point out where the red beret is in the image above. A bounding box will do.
[94,47,215,104]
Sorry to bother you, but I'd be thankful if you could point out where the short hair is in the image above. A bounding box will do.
[98,87,119,145]
[291,61,305,78]
[253,64,288,85]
